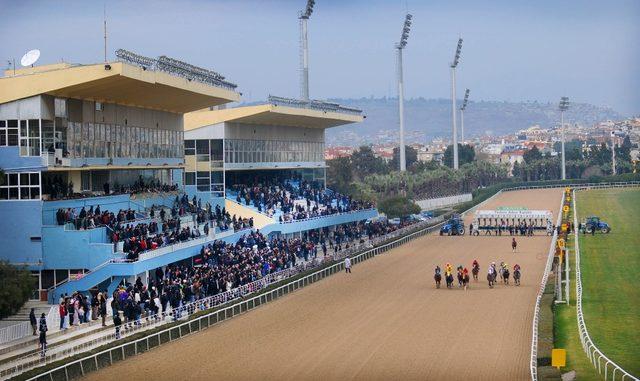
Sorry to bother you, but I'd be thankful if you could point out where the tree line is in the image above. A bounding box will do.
[512,137,636,181]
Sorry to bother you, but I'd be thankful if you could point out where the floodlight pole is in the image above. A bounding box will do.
[460,108,465,144]
[451,66,458,169]
[397,46,406,171]
[300,15,310,101]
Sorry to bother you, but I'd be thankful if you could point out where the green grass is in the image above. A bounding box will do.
[577,188,640,376]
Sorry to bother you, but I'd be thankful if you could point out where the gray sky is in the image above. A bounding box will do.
[1,0,638,115]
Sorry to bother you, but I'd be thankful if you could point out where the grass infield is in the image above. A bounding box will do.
[576,187,640,376]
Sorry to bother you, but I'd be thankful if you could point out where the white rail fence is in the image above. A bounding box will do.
[572,190,638,381]
[415,193,472,211]
[529,191,563,381]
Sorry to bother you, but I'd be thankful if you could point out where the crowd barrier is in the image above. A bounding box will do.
[572,190,638,381]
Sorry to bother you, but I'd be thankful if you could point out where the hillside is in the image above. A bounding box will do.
[324,97,623,146]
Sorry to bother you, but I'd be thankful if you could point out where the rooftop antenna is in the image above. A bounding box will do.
[450,37,463,169]
[20,49,41,67]
[103,3,108,63]
[299,0,315,101]
[396,13,412,172]
[460,89,470,143]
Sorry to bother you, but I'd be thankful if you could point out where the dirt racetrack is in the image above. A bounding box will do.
[85,189,561,381]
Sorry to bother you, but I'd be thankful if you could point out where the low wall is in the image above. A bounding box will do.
[415,193,472,211]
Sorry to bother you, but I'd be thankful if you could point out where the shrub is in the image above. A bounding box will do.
[378,196,420,219]
[0,261,36,319]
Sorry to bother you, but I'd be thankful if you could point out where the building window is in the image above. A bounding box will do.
[19,119,41,156]
[185,172,195,186]
[196,171,210,192]
[0,171,40,200]
[0,120,20,147]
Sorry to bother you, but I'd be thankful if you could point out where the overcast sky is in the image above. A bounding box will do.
[1,0,638,115]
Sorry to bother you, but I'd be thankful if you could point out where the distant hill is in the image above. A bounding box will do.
[324,97,624,146]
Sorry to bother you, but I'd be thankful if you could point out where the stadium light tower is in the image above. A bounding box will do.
[299,0,315,101]
[460,89,470,143]
[450,38,463,170]
[396,13,412,171]
[559,96,570,180]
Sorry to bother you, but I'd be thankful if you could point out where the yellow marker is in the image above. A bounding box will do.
[552,349,566,369]
[557,238,565,248]
[563,205,570,213]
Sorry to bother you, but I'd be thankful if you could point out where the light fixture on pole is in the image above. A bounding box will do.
[298,0,315,101]
[396,13,412,172]
[450,38,463,170]
[460,88,470,143]
[558,96,570,180]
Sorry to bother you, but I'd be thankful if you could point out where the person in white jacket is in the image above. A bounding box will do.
[344,257,352,273]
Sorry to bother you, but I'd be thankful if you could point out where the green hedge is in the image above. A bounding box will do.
[0,261,36,319]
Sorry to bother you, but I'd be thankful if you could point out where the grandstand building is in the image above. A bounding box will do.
[0,54,377,303]
[183,95,377,235]
[0,52,240,301]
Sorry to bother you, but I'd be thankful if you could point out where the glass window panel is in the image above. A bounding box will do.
[20,173,29,185]
[9,187,18,200]
[8,173,18,186]
[30,173,39,185]
[20,187,29,199]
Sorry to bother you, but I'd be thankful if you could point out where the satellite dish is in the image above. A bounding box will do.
[20,49,41,67]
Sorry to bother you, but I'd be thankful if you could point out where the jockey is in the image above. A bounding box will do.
[472,259,479,267]
[435,266,441,275]
[514,264,521,272]
[445,263,453,273]
[463,267,469,276]
[488,265,495,275]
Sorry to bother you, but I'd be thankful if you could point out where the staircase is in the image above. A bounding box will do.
[0,301,51,328]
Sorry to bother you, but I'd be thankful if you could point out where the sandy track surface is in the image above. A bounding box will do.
[85,189,561,381]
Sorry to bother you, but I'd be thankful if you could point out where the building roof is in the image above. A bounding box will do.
[184,103,364,131]
[0,62,240,113]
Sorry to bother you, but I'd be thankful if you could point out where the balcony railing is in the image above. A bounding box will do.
[267,95,363,116]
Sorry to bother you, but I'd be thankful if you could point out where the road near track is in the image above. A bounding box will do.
[85,189,561,381]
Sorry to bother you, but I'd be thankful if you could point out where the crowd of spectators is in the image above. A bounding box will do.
[56,205,138,230]
[230,179,373,222]
[107,219,413,324]
[43,175,179,201]
[55,217,418,338]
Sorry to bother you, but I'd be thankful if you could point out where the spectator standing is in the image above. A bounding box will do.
[345,257,352,273]
[58,301,66,330]
[113,312,122,339]
[29,308,37,336]
[38,313,47,358]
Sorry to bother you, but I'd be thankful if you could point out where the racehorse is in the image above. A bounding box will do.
[502,268,510,285]
[463,273,470,291]
[445,273,454,289]
[472,263,479,281]
[513,269,521,286]
[457,271,464,288]
[487,272,494,288]
[434,272,442,289]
